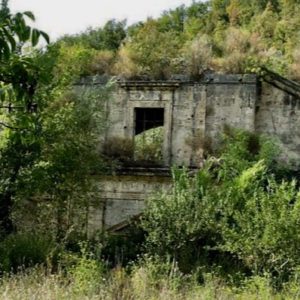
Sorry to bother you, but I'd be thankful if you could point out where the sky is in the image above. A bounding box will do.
[10,0,194,41]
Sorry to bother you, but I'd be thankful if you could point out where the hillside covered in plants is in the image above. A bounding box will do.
[57,0,300,80]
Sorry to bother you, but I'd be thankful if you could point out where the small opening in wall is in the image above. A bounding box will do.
[134,108,165,166]
[135,108,164,135]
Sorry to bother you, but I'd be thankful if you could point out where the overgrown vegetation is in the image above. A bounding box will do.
[142,129,300,284]
[2,125,300,297]
[0,1,113,239]
[101,127,164,167]
[54,0,300,80]
[1,0,300,298]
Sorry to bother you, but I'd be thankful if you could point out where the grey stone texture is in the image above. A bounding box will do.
[88,174,172,235]
[82,73,300,232]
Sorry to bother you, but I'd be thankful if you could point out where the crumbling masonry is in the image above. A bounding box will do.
[77,71,300,233]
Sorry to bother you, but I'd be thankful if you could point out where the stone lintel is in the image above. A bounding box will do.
[119,81,181,90]
[101,167,171,177]
[204,74,258,84]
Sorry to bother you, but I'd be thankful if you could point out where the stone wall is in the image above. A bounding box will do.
[78,73,300,232]
[256,82,300,166]
[101,74,259,168]
[88,172,172,235]
[205,74,257,148]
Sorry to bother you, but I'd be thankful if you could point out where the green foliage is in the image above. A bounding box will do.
[181,34,213,77]
[63,244,105,295]
[16,82,114,238]
[59,19,126,52]
[142,166,212,257]
[3,264,300,299]
[142,129,299,285]
[0,2,48,61]
[44,0,300,79]
[134,126,164,165]
[0,232,54,272]
[221,177,300,280]
[116,20,182,79]
[100,227,145,266]
[0,3,50,234]
[130,255,187,293]
[0,3,114,238]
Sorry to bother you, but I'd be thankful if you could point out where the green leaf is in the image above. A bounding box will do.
[2,27,16,52]
[31,29,40,47]
[0,39,11,60]
[40,31,50,44]
[23,26,31,41]
[23,11,35,21]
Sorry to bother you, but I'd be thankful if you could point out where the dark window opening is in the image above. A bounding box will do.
[135,108,164,135]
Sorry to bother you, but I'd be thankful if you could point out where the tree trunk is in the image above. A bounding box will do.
[0,191,14,235]
[0,164,21,236]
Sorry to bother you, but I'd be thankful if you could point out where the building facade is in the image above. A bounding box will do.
[78,72,300,233]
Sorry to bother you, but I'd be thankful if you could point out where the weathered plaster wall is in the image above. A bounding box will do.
[88,173,172,234]
[79,74,300,232]
[103,74,258,167]
[171,83,206,166]
[255,82,300,165]
[205,74,257,148]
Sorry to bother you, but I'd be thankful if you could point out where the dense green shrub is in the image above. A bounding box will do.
[63,245,105,295]
[0,232,54,273]
[142,129,300,285]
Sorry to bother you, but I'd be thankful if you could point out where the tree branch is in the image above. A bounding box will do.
[0,121,22,130]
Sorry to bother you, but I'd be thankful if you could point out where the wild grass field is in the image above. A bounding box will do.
[1,263,300,300]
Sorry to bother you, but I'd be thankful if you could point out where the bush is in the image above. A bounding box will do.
[0,232,54,273]
[130,255,187,294]
[113,46,141,79]
[100,226,145,267]
[86,50,115,75]
[115,20,182,79]
[214,27,251,73]
[65,246,105,295]
[134,127,164,165]
[180,34,213,78]
[141,129,300,285]
[141,166,216,263]
[219,163,300,282]
[101,136,134,163]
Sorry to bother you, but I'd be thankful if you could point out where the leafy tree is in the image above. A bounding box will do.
[158,5,186,33]
[0,1,111,239]
[116,20,182,79]
[180,34,213,77]
[0,1,49,235]
[210,0,231,24]
[59,19,126,52]
[251,2,279,42]
[5,37,114,239]
[184,1,210,39]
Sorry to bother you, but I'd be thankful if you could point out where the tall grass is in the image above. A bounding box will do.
[0,263,300,300]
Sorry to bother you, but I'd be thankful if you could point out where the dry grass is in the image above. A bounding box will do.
[87,50,115,75]
[0,265,299,300]
[214,27,250,73]
[181,34,213,78]
[113,46,141,79]
[101,136,134,162]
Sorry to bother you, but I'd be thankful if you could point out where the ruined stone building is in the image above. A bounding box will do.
[77,71,300,234]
